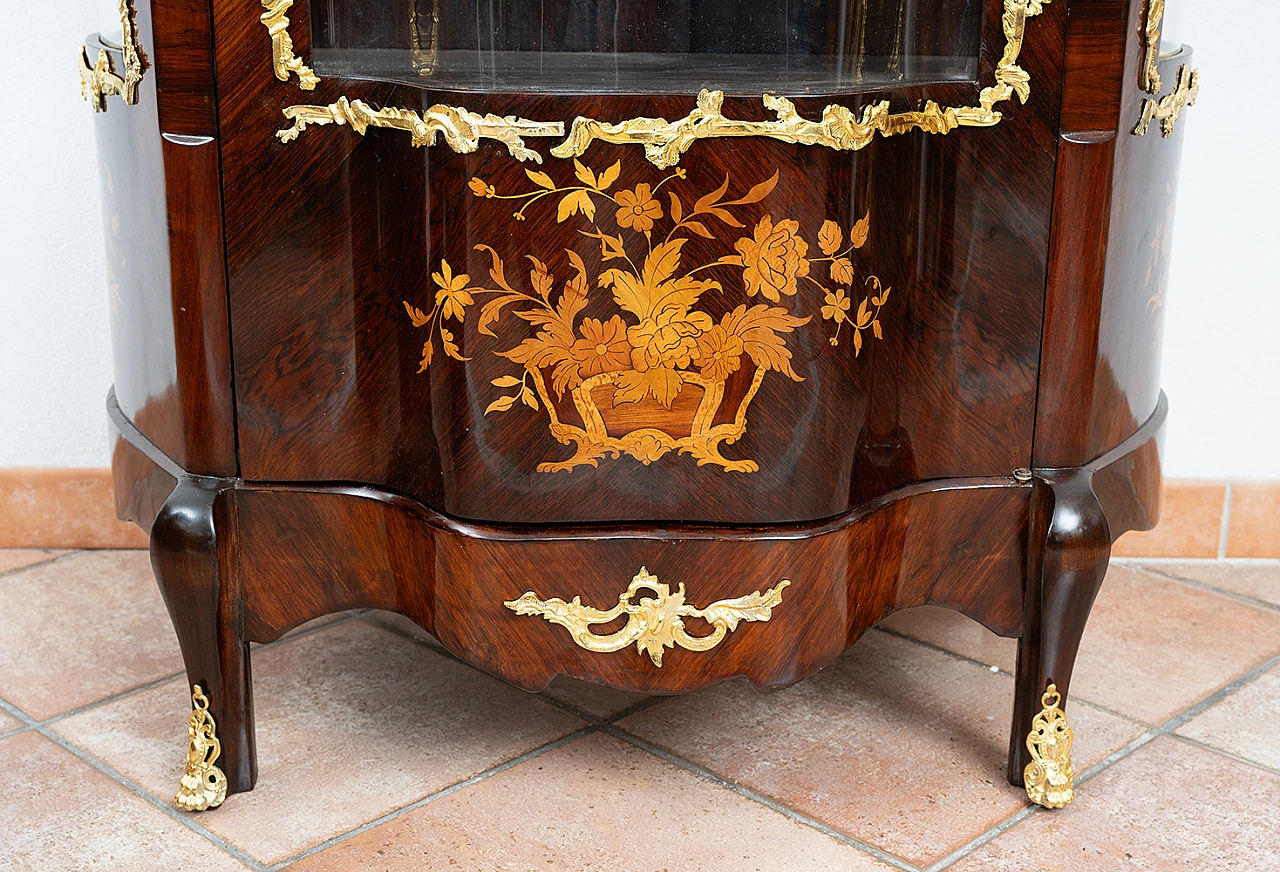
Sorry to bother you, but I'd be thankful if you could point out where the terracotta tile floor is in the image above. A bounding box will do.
[2,552,1278,871]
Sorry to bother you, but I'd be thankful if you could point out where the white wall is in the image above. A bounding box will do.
[1,1,1275,478]
[1159,2,1280,479]
[1,0,111,467]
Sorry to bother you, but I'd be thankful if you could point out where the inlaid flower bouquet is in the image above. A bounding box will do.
[404,158,890,473]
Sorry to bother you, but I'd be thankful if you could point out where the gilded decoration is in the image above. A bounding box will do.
[1132,63,1199,138]
[1133,0,1199,139]
[275,0,1048,166]
[552,0,1048,167]
[504,567,790,667]
[1024,683,1074,808]
[1140,0,1165,94]
[79,0,144,112]
[175,685,227,812]
[260,0,319,90]
[403,160,890,473]
[277,97,565,163]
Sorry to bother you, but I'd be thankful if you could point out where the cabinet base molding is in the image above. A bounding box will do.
[109,390,1166,807]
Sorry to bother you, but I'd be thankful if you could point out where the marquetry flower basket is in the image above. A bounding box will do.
[402,156,890,475]
[530,364,767,473]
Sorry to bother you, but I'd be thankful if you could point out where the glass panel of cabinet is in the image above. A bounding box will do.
[310,0,982,93]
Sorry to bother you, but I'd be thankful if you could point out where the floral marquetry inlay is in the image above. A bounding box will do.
[403,159,891,474]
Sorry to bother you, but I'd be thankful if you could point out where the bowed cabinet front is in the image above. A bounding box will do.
[85,0,1197,811]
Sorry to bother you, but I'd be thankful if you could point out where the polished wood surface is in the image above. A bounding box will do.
[211,0,1062,524]
[94,0,236,478]
[96,0,1187,799]
[1034,0,1188,467]
[235,478,1029,692]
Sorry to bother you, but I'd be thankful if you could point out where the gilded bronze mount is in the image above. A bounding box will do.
[505,567,790,667]
[1132,0,1199,138]
[78,0,144,112]
[268,0,1052,166]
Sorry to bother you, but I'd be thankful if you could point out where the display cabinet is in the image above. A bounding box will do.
[82,0,1198,811]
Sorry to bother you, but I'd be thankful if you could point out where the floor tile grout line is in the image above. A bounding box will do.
[1219,482,1233,559]
[923,805,1039,872]
[31,613,367,732]
[874,626,1014,677]
[1073,729,1159,786]
[1073,650,1280,783]
[0,549,88,582]
[40,670,187,728]
[872,627,1152,728]
[604,694,668,724]
[528,691,602,724]
[26,722,270,872]
[1154,650,1280,734]
[1127,563,1280,613]
[1117,557,1280,566]
[603,725,926,872]
[1168,732,1280,778]
[357,610,670,727]
[0,694,39,726]
[357,612,451,656]
[268,726,596,870]
[933,648,1280,869]
[0,725,34,741]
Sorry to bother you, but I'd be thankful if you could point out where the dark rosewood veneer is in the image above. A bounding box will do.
[90,0,1193,805]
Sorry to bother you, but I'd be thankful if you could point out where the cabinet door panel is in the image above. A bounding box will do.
[216,0,1059,524]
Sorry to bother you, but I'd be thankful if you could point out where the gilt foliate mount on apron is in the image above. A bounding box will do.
[403,160,891,474]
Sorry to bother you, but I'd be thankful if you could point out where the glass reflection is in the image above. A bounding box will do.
[310,0,981,94]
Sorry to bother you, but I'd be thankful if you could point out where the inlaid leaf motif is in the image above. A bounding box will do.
[596,160,621,191]
[558,189,595,222]
[721,304,809,382]
[850,211,871,249]
[818,220,842,256]
[613,366,682,407]
[403,301,430,327]
[484,394,516,415]
[440,327,470,361]
[525,169,556,189]
[573,159,596,188]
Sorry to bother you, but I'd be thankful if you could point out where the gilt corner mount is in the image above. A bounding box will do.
[1132,0,1199,138]
[271,0,1050,166]
[78,0,144,112]
[260,0,319,90]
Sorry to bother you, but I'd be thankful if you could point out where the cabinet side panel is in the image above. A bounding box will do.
[1035,0,1183,467]
[97,0,236,475]
[1088,40,1190,460]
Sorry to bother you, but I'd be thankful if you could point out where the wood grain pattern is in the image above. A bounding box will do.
[95,0,1190,798]
[93,0,236,477]
[235,477,1029,693]
[1033,0,1190,467]
[213,0,1063,524]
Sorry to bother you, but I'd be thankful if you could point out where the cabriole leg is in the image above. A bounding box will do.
[150,478,255,807]
[1009,470,1111,807]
